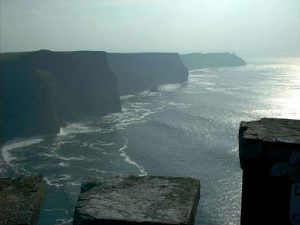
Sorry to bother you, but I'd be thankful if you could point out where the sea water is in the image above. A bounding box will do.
[1,57,300,225]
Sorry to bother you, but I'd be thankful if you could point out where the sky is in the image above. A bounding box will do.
[1,0,300,55]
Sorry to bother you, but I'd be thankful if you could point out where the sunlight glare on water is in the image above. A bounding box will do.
[270,63,300,119]
[1,59,300,225]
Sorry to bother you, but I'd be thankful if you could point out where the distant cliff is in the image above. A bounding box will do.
[0,50,121,143]
[0,51,190,144]
[180,52,246,70]
[108,53,188,95]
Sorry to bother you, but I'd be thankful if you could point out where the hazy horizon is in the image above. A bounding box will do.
[1,0,300,56]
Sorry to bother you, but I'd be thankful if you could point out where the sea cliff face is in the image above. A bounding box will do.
[0,51,192,144]
[108,53,189,95]
[0,50,121,143]
[180,52,246,70]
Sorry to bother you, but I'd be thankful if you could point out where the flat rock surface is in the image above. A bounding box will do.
[240,118,300,144]
[74,176,200,225]
[0,176,44,225]
[239,118,300,168]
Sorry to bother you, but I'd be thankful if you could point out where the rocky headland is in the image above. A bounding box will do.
[180,52,246,70]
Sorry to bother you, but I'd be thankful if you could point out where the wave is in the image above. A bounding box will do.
[58,122,101,137]
[45,209,73,225]
[189,68,214,73]
[101,107,154,130]
[87,168,106,173]
[88,143,105,151]
[167,101,191,108]
[100,142,115,146]
[231,146,238,153]
[55,218,73,225]
[120,94,135,100]
[44,174,72,188]
[1,138,43,165]
[40,153,85,161]
[159,83,182,92]
[119,139,147,176]
[58,162,70,167]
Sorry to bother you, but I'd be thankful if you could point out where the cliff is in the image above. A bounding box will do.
[107,53,188,95]
[0,50,121,143]
[0,51,190,143]
[180,52,246,70]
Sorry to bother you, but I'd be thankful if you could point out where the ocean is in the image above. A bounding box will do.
[1,57,300,225]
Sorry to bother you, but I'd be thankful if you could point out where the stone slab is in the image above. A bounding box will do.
[74,176,200,225]
[239,118,300,225]
[239,118,300,169]
[0,176,45,225]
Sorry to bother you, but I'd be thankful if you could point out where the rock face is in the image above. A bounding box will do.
[108,53,189,95]
[74,176,200,225]
[0,176,45,225]
[0,50,121,143]
[239,118,300,225]
[180,52,246,70]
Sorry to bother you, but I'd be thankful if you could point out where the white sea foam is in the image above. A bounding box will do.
[66,181,81,187]
[80,142,89,148]
[59,162,70,167]
[199,81,216,86]
[132,102,151,106]
[120,94,135,100]
[44,174,72,188]
[87,168,106,173]
[46,209,72,225]
[44,177,64,188]
[55,218,73,225]
[189,68,213,73]
[58,123,101,137]
[100,142,115,146]
[159,83,182,92]
[102,106,154,130]
[189,74,219,79]
[102,128,114,133]
[231,146,238,153]
[1,138,43,165]
[88,143,104,151]
[119,139,147,176]
[41,153,85,161]
[167,101,191,108]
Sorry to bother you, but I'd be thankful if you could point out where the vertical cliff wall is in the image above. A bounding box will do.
[0,52,60,142]
[107,53,188,95]
[0,50,121,143]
